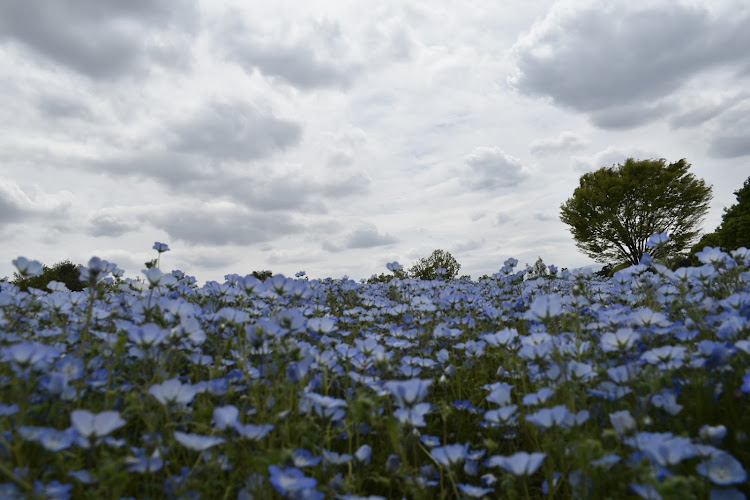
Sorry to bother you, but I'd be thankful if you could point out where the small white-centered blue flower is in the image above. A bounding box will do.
[148,378,200,406]
[70,410,125,439]
[696,452,747,485]
[484,451,546,476]
[174,431,225,451]
[646,231,670,248]
[12,256,43,277]
[152,242,170,253]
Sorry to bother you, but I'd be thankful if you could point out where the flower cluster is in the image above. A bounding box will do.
[0,243,749,498]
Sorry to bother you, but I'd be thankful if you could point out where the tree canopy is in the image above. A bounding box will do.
[560,158,712,266]
[408,249,461,280]
[691,176,750,256]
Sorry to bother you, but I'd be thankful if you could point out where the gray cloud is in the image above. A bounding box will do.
[510,1,750,126]
[669,93,750,130]
[530,131,588,156]
[324,223,397,252]
[0,0,197,79]
[452,238,484,252]
[145,204,302,246]
[220,16,360,90]
[463,147,528,190]
[588,101,675,130]
[0,178,72,227]
[169,101,302,162]
[707,103,750,158]
[87,213,137,238]
[570,147,662,173]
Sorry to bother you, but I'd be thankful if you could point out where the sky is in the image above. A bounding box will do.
[1,0,748,284]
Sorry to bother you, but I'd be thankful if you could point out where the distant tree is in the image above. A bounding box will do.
[691,176,750,258]
[408,249,461,280]
[11,260,86,292]
[252,270,273,281]
[527,257,548,278]
[560,158,712,266]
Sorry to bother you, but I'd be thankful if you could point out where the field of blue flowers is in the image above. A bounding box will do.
[1,242,749,499]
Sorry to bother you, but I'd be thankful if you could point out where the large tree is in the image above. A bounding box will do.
[560,158,712,265]
[408,249,461,280]
[691,176,750,255]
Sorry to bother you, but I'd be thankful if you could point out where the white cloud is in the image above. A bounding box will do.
[463,147,529,190]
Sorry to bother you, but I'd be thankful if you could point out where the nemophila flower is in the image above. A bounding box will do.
[482,381,513,406]
[695,246,731,266]
[700,425,727,444]
[421,434,441,447]
[293,449,322,468]
[128,323,168,347]
[609,410,637,436]
[126,449,164,473]
[526,293,563,321]
[12,256,43,277]
[303,392,347,420]
[355,444,372,464]
[640,345,687,369]
[235,422,274,441]
[646,231,670,248]
[483,405,518,426]
[383,378,432,407]
[153,242,170,253]
[479,328,518,347]
[457,483,494,498]
[709,488,746,500]
[268,465,318,497]
[607,363,639,384]
[600,328,641,352]
[393,402,431,427]
[323,449,353,465]
[307,317,338,335]
[696,453,747,486]
[33,479,72,500]
[522,387,555,406]
[526,405,572,429]
[149,378,200,406]
[2,341,61,372]
[630,308,671,328]
[566,360,596,381]
[386,261,403,272]
[0,403,18,416]
[651,389,683,416]
[431,443,469,467]
[68,470,97,484]
[640,436,697,467]
[174,431,224,451]
[213,405,240,430]
[71,410,125,443]
[485,451,546,476]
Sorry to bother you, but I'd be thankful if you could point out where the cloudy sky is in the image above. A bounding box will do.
[1,0,748,283]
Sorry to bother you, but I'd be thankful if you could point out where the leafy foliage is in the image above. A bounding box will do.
[560,158,712,266]
[408,249,461,280]
[692,176,750,257]
[11,259,86,292]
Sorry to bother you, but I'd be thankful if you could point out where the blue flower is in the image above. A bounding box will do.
[12,256,43,278]
[383,378,432,407]
[484,451,546,476]
[646,232,670,248]
[174,431,224,451]
[431,443,469,467]
[213,405,240,430]
[696,453,747,486]
[268,465,318,497]
[70,410,125,442]
[482,381,513,406]
[525,294,563,321]
[393,402,431,427]
[457,483,494,498]
[148,378,200,406]
[153,242,170,253]
[293,449,322,468]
